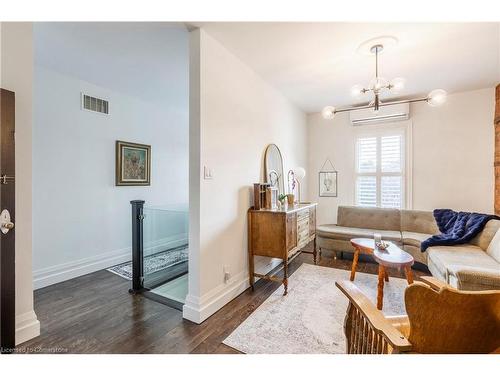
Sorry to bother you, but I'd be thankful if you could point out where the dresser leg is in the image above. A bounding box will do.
[313,238,317,264]
[249,254,255,291]
[283,259,289,295]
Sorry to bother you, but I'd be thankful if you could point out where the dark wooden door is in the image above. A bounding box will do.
[0,89,16,352]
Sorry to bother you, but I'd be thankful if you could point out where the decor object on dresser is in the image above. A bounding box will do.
[116,140,151,186]
[293,167,306,203]
[317,206,500,291]
[321,38,447,120]
[265,186,278,209]
[264,144,285,195]
[278,193,287,206]
[336,277,500,354]
[319,158,337,197]
[350,238,414,310]
[287,169,296,198]
[248,203,317,295]
[253,183,271,210]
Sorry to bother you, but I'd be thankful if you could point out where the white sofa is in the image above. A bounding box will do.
[317,206,500,291]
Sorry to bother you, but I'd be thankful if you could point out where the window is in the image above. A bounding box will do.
[355,128,408,209]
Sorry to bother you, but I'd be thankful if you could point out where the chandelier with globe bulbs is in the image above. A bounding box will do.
[321,43,447,120]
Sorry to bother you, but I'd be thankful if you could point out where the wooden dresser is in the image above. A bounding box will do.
[248,202,318,295]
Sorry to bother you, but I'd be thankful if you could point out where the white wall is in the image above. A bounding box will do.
[32,65,189,288]
[1,22,41,344]
[184,29,308,323]
[308,88,495,225]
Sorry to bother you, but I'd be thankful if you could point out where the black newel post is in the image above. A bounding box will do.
[129,200,145,293]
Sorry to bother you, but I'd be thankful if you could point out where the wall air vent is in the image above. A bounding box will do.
[81,93,109,115]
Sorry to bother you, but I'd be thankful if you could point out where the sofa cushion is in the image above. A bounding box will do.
[427,245,500,284]
[401,209,439,234]
[337,206,400,231]
[316,237,358,254]
[486,228,500,263]
[469,219,500,251]
[317,224,402,243]
[446,264,500,291]
[402,231,431,248]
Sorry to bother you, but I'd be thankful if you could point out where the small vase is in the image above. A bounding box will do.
[287,194,295,205]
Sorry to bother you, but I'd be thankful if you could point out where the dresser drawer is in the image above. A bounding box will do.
[297,234,310,249]
[297,208,309,221]
[309,206,316,235]
[297,218,309,234]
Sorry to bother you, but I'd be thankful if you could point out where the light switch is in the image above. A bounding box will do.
[204,166,213,180]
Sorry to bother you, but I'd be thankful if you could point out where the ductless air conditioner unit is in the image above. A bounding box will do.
[349,102,409,126]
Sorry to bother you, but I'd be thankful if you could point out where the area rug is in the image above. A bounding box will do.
[107,244,188,280]
[223,263,407,354]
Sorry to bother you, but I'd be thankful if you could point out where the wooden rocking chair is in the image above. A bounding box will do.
[335,277,500,354]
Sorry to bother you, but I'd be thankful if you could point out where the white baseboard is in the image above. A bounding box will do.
[183,270,249,324]
[33,234,188,289]
[182,258,282,324]
[16,310,40,345]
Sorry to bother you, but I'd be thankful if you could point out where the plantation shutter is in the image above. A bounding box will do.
[356,132,404,208]
[356,137,377,207]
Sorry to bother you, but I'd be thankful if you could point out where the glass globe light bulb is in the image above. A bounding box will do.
[321,106,336,120]
[369,76,388,91]
[427,89,447,107]
[390,77,406,92]
[350,84,365,98]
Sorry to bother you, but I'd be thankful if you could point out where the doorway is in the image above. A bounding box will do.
[0,88,16,351]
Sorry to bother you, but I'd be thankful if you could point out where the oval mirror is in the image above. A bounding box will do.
[264,144,285,196]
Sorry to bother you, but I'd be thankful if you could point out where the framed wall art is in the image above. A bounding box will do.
[319,158,337,197]
[116,140,151,186]
[319,171,338,197]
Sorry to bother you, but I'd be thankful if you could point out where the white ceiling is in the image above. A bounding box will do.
[34,22,189,106]
[196,22,500,113]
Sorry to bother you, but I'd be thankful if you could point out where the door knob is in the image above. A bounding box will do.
[0,209,14,234]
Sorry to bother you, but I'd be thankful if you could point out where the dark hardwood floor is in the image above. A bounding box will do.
[16,246,429,354]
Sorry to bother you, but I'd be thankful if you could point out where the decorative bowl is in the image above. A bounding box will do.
[376,241,389,251]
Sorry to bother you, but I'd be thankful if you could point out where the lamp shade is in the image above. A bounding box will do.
[294,167,306,180]
[350,84,364,98]
[321,106,336,120]
[427,89,447,107]
[390,77,406,92]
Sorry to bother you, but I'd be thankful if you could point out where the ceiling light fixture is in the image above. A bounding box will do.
[322,42,447,120]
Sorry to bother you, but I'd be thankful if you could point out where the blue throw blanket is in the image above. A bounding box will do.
[420,209,499,252]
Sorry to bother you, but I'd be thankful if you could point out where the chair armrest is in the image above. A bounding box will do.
[336,280,412,352]
[419,276,448,291]
[386,315,411,338]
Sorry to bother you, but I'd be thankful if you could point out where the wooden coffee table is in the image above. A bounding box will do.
[350,238,414,310]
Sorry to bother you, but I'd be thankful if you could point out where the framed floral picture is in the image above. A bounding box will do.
[116,140,151,186]
[319,171,337,197]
